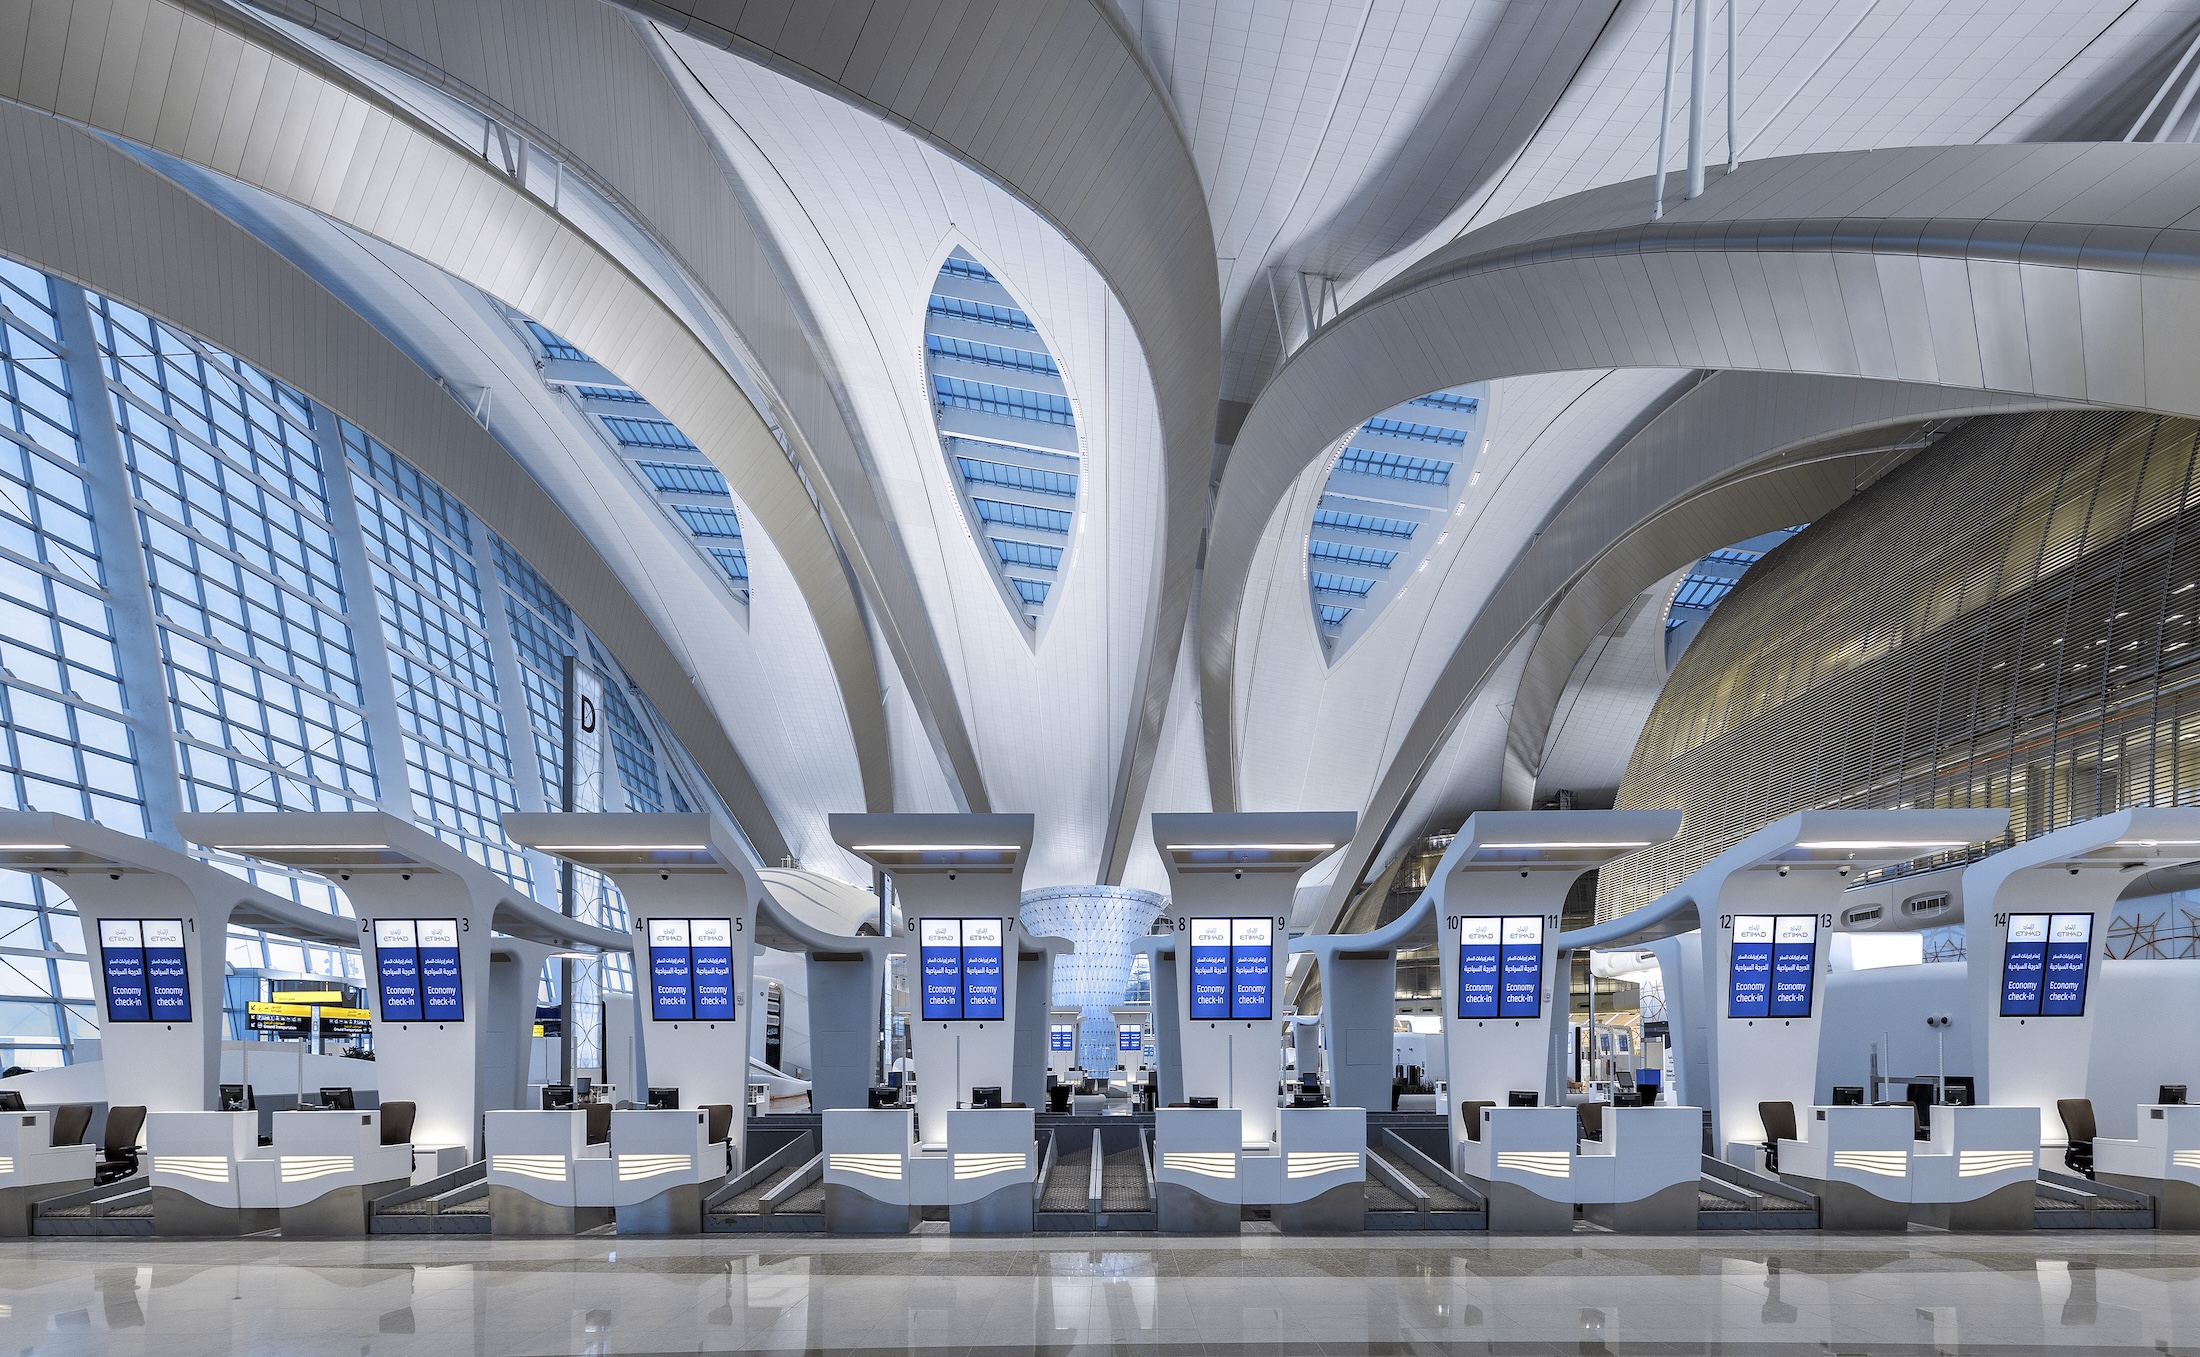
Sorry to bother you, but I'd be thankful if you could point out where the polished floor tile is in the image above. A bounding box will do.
[7,1228,2200,1355]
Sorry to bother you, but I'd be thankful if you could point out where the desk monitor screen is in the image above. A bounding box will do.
[2164,1084,2189,1106]
[374,919,464,1022]
[98,919,191,1023]
[319,1087,356,1111]
[2001,913,2093,1017]
[917,918,1005,1021]
[1507,1090,1540,1107]
[646,1087,679,1110]
[0,1091,22,1111]
[1727,915,1818,1017]
[1832,1085,1865,1106]
[971,1085,1003,1109]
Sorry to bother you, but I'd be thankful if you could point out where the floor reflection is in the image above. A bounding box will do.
[4,1230,2200,1354]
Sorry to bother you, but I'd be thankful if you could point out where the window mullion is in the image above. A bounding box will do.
[313,414,412,818]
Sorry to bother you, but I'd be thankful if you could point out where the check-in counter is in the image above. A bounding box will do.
[1251,1106,1365,1233]
[271,1110,413,1237]
[1458,1106,1696,1232]
[484,1109,612,1235]
[1573,1106,1702,1231]
[602,1108,724,1235]
[1772,1105,1914,1229]
[933,1108,1035,1233]
[822,1108,918,1234]
[1154,1106,1243,1233]
[0,1110,95,1235]
[2099,1104,2200,1228]
[147,1111,278,1235]
[1908,1105,2040,1230]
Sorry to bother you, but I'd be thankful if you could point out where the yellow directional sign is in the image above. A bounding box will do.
[247,1001,312,1018]
[273,990,347,1004]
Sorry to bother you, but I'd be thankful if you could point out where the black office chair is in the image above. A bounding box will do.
[701,1104,735,1144]
[1578,1102,1606,1142]
[1047,1084,1073,1113]
[95,1104,145,1184]
[50,1103,92,1148]
[1759,1101,1798,1175]
[2058,1098,2096,1180]
[378,1100,416,1147]
[1459,1100,1494,1142]
[584,1102,612,1147]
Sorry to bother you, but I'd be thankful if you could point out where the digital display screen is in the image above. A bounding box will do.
[374,919,464,1023]
[916,918,1006,1021]
[2002,913,2092,1017]
[1457,917,1545,1018]
[1728,915,1818,1018]
[1190,918,1274,1019]
[1050,1024,1074,1052]
[98,919,191,1023]
[1119,1024,1145,1053]
[647,918,736,1022]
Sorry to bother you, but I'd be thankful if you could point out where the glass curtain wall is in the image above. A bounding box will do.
[0,257,695,1069]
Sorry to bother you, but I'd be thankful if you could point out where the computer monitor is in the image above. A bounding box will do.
[885,1071,903,1089]
[970,1086,1003,1110]
[1941,1077,1975,1106]
[646,1087,680,1110]
[219,1083,254,1112]
[541,1084,575,1110]
[2163,1084,2189,1106]
[867,1085,899,1109]
[319,1087,356,1111]
[1507,1090,1539,1108]
[1831,1086,1865,1106]
[575,1077,593,1101]
[1188,1096,1219,1109]
[0,1091,22,1112]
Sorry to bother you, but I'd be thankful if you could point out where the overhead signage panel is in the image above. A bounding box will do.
[691,918,737,1020]
[1498,916,1544,1018]
[2043,913,2094,1016]
[1768,915,1818,1017]
[1188,918,1231,1019]
[1231,917,1273,1020]
[2004,913,2093,1017]
[99,919,189,1024]
[1050,1024,1074,1052]
[98,920,149,1022]
[961,918,1005,1020]
[1457,917,1501,1018]
[2000,913,2049,1016]
[375,919,463,1023]
[649,919,694,1020]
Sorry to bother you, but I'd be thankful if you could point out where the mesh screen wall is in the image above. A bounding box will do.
[1605,410,2200,918]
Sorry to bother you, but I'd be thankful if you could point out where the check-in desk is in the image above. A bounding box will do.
[270,1110,413,1237]
[2098,1104,2200,1228]
[602,1108,728,1235]
[146,1111,277,1235]
[1907,1105,2039,1230]
[485,1110,612,1235]
[1769,1105,1914,1230]
[928,1108,1036,1233]
[822,1108,918,1234]
[1154,1106,1244,1232]
[1253,1106,1366,1233]
[1459,1106,1699,1232]
[0,1110,95,1235]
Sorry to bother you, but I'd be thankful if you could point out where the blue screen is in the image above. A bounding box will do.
[1230,918,1273,1020]
[919,919,962,1020]
[691,919,737,1021]
[1768,917,1817,1017]
[1188,918,1231,1018]
[375,920,463,1023]
[648,919,695,1020]
[374,921,422,1022]
[417,920,465,1021]
[1119,1025,1144,1052]
[1050,1025,1073,1052]
[97,920,150,1022]
[141,920,191,1022]
[2005,914,2092,1017]
[1498,917,1543,1018]
[1457,917,1501,1018]
[961,919,1005,1020]
[1727,917,1775,1017]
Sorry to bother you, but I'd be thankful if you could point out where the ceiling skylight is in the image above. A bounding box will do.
[922,249,1082,637]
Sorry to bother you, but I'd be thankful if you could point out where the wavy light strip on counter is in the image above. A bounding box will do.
[619,1153,694,1182]
[828,1152,904,1181]
[491,1154,569,1183]
[952,1151,1029,1181]
[279,1155,355,1184]
[153,1155,230,1184]
[1286,1151,1362,1180]
[1958,1150,2036,1177]
[1159,1151,1237,1180]
[1495,1150,1570,1179]
[1832,1150,1908,1177]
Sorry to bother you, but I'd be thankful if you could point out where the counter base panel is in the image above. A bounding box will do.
[1468,1179,1573,1234]
[281,1178,408,1238]
[1910,1181,2034,1232]
[616,1183,702,1236]
[2105,1173,2200,1230]
[489,1185,611,1236]
[151,1187,277,1237]
[949,1181,1033,1234]
[0,1180,90,1237]
[1156,1182,1238,1234]
[824,1184,917,1234]
[1785,1175,1908,1231]
[1584,1180,1699,1233]
[1275,1180,1363,1234]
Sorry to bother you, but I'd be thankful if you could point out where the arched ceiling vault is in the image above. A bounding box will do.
[1301,371,2097,933]
[236,0,996,817]
[0,0,898,805]
[1211,142,2200,825]
[0,95,793,862]
[600,0,1221,883]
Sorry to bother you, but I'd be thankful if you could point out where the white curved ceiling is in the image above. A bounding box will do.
[8,0,2186,918]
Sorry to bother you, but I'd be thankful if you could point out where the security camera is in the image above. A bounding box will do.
[947,871,957,881]
[1926,1014,1951,1028]
[1233,869,1243,880]
[1777,865,1788,877]
[1837,865,1849,877]
[2068,866,2081,876]
[1519,869,1529,879]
